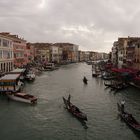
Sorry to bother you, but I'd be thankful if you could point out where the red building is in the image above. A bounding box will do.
[25,43,35,64]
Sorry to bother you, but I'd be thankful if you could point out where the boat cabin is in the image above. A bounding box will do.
[0,74,23,93]
[44,63,56,70]
[8,68,26,81]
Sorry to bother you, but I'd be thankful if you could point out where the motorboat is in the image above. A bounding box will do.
[25,71,36,81]
[7,92,37,104]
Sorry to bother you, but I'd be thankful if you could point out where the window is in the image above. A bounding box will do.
[0,38,1,46]
[0,50,2,58]
[2,39,9,47]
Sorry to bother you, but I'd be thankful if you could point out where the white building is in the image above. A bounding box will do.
[51,46,59,63]
[0,35,14,73]
[72,44,79,62]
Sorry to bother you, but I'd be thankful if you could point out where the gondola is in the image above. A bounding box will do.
[83,77,88,84]
[110,83,128,91]
[117,103,140,131]
[104,82,113,87]
[63,95,87,121]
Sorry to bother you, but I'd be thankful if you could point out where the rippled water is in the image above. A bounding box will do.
[0,63,140,140]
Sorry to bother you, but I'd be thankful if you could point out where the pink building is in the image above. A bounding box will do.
[25,43,35,64]
[0,33,27,68]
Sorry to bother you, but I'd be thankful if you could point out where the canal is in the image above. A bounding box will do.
[0,63,140,140]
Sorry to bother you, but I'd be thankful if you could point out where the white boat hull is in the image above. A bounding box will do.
[7,94,37,104]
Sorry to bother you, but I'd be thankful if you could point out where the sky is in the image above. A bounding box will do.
[0,0,140,53]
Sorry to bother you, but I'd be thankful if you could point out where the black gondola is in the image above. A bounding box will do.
[63,95,87,121]
[83,77,88,84]
[117,103,140,131]
[110,83,128,91]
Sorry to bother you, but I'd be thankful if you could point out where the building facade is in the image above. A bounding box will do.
[0,33,27,68]
[0,35,14,73]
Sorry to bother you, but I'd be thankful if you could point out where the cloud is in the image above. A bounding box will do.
[0,0,140,52]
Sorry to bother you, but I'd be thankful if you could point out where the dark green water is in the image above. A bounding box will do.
[0,63,140,140]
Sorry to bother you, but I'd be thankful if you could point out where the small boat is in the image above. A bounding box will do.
[117,103,140,131]
[129,82,140,89]
[25,71,36,81]
[102,75,116,80]
[63,95,87,121]
[104,81,113,87]
[110,83,128,91]
[83,77,88,84]
[7,92,37,104]
[43,63,58,71]
[92,72,98,77]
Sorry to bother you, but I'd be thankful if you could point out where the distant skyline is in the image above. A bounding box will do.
[0,0,140,53]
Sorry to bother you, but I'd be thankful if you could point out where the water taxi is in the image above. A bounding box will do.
[7,92,37,104]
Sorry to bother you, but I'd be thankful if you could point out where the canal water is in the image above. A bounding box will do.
[0,63,140,140]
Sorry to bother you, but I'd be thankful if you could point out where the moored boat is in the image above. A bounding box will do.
[7,92,37,104]
[25,71,36,81]
[63,95,87,121]
[117,103,140,131]
[110,83,128,91]
[43,63,58,71]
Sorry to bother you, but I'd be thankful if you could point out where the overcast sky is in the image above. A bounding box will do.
[0,0,140,52]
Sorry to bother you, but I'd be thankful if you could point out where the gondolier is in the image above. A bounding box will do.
[63,95,87,121]
[117,102,140,131]
[121,100,125,113]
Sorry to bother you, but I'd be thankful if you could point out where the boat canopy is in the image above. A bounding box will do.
[111,68,139,74]
[134,76,140,81]
[9,68,26,74]
[0,74,20,82]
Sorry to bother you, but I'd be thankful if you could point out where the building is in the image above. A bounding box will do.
[0,34,14,73]
[111,41,118,67]
[0,32,27,68]
[54,43,79,63]
[32,43,51,63]
[134,43,140,70]
[51,45,60,63]
[25,43,35,64]
[78,51,86,62]
[117,38,128,68]
[112,37,140,70]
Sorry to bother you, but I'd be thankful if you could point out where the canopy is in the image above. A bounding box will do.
[111,68,138,74]
[134,76,140,81]
[0,74,20,82]
[9,68,26,74]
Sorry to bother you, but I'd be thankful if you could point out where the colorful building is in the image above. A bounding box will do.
[32,43,51,63]
[0,32,27,68]
[0,34,14,73]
